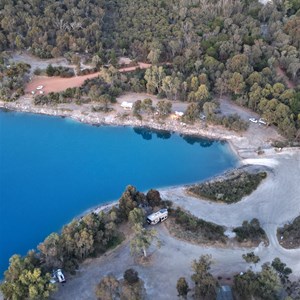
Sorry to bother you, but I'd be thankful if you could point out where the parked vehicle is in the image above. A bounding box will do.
[52,269,66,283]
[147,209,168,225]
[249,117,258,123]
[258,118,267,125]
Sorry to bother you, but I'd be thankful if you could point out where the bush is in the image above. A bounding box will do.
[233,218,266,243]
[124,269,139,285]
[188,170,267,203]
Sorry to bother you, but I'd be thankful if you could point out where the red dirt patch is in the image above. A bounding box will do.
[25,73,101,95]
[25,62,152,95]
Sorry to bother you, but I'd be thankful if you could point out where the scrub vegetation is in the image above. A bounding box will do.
[187,169,267,203]
[165,207,267,246]
[278,215,300,249]
[166,207,227,244]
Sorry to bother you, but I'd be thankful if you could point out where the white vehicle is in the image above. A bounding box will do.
[249,117,257,123]
[147,209,168,225]
[120,101,133,110]
[54,269,66,283]
[258,118,267,125]
[36,85,44,90]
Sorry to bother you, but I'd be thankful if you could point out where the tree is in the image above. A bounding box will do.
[271,257,292,283]
[242,252,260,267]
[121,269,145,300]
[144,66,165,94]
[183,103,200,123]
[195,84,210,105]
[176,277,189,299]
[147,49,161,65]
[119,185,146,220]
[142,98,154,113]
[130,224,158,258]
[146,189,162,208]
[156,100,172,117]
[203,102,217,119]
[255,263,281,300]
[228,72,245,95]
[191,255,217,299]
[46,64,55,76]
[132,100,142,117]
[128,208,145,226]
[124,269,139,285]
[95,275,120,300]
[233,270,258,299]
[0,253,56,300]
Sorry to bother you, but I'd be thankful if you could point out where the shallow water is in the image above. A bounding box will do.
[0,110,238,275]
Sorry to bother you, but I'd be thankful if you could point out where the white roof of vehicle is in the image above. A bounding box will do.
[147,209,168,221]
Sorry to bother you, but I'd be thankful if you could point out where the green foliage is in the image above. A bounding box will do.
[128,208,145,226]
[234,264,281,300]
[271,257,292,284]
[156,100,172,117]
[0,252,56,300]
[146,189,162,208]
[208,113,249,132]
[130,224,158,258]
[278,215,300,248]
[188,170,267,203]
[46,64,75,77]
[95,274,120,300]
[170,207,226,243]
[233,218,267,243]
[124,269,139,285]
[176,277,189,298]
[191,255,217,299]
[242,252,260,265]
[0,62,30,101]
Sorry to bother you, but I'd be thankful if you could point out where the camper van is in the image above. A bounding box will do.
[147,209,168,225]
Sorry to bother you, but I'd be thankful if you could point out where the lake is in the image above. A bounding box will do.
[0,110,238,275]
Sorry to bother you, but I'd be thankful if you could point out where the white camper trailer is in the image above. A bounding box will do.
[147,209,168,225]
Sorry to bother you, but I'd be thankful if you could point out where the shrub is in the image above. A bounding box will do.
[188,170,267,203]
[233,218,266,243]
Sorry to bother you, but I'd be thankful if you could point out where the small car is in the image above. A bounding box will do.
[249,117,258,123]
[55,269,66,283]
[258,118,267,125]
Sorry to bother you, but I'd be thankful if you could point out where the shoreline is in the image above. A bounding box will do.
[0,98,254,159]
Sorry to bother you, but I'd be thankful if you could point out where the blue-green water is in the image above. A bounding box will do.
[0,110,238,275]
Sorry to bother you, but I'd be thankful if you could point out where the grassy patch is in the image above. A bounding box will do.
[166,207,227,244]
[278,216,300,249]
[187,170,267,204]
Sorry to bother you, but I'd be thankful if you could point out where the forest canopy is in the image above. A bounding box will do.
[0,0,299,140]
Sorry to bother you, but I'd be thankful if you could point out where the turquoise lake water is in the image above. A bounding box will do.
[0,110,238,275]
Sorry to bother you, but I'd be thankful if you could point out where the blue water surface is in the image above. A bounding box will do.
[0,110,238,275]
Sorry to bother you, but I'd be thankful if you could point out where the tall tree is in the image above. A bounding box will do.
[191,255,217,299]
